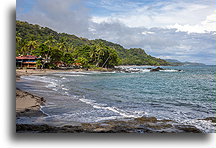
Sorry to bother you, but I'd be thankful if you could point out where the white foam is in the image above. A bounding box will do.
[160,69,181,72]
[21,75,62,93]
[79,97,142,118]
[62,88,69,91]
[21,75,58,86]
[117,67,182,73]
[40,106,50,116]
[177,119,216,133]
[53,73,84,77]
[141,69,151,72]
[95,116,119,122]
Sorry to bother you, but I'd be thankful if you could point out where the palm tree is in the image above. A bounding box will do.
[44,36,56,51]
[26,40,38,51]
[20,40,38,55]
[16,34,22,55]
[16,35,22,45]
[89,46,96,63]
[43,36,57,65]
[95,43,106,67]
[57,40,68,52]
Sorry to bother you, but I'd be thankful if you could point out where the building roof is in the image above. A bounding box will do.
[16,55,38,60]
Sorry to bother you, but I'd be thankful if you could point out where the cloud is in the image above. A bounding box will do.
[168,11,216,33]
[88,21,215,64]
[17,0,90,36]
[91,0,215,33]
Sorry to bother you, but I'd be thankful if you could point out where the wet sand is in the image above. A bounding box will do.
[16,88,46,117]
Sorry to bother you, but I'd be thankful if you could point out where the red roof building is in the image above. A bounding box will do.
[16,55,40,68]
[16,55,38,60]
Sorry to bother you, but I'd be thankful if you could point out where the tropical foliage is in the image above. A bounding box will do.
[16,20,169,68]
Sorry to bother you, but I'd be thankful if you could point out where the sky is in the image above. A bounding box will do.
[16,0,216,65]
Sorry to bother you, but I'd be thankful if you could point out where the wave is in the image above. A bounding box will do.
[160,69,182,72]
[21,75,58,85]
[53,73,84,77]
[21,75,61,91]
[119,68,182,73]
[67,71,116,75]
[177,118,216,133]
[78,97,145,119]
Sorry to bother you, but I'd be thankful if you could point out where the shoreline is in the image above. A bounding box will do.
[16,88,46,117]
[16,69,214,133]
[16,117,203,133]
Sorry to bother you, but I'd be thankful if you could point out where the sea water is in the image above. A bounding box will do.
[16,65,216,132]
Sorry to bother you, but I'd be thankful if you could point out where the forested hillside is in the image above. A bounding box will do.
[16,20,169,68]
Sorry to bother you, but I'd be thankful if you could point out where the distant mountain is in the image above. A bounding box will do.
[164,59,205,66]
[164,59,182,63]
[181,62,205,66]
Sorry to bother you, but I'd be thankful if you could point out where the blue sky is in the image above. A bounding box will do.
[17,0,36,13]
[16,0,216,64]
[85,0,159,16]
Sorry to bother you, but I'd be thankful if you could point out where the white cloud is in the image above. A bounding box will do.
[91,0,215,34]
[168,11,216,33]
[141,31,155,35]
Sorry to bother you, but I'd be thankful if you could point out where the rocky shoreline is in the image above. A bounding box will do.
[16,116,203,133]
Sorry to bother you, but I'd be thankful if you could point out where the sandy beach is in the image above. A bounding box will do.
[16,69,79,78]
[16,88,46,117]
[16,69,50,117]
[16,68,91,117]
[16,68,114,78]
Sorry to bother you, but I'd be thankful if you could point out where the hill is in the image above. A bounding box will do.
[16,20,169,68]
[164,59,205,66]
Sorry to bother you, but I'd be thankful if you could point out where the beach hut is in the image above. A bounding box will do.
[16,55,41,69]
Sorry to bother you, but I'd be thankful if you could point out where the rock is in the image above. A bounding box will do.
[16,116,203,133]
[150,67,165,72]
[175,125,202,133]
[134,117,158,123]
[200,117,216,123]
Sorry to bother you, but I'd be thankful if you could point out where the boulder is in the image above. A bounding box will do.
[150,67,165,72]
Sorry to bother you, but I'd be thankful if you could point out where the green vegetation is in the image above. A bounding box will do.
[16,20,169,68]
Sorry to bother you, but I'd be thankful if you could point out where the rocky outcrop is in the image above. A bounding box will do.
[150,67,165,72]
[16,116,202,133]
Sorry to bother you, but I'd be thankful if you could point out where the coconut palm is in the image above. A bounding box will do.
[44,36,56,51]
[58,38,68,52]
[26,40,38,51]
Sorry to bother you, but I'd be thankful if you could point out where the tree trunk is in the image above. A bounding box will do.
[101,55,110,68]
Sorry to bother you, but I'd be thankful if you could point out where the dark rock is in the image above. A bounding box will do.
[175,125,202,133]
[16,116,203,133]
[145,123,173,130]
[150,67,165,72]
[25,109,30,112]
[200,117,216,123]
[134,117,158,123]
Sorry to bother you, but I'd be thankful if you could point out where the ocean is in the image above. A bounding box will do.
[16,65,216,133]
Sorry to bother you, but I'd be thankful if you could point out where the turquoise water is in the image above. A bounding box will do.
[17,65,216,132]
